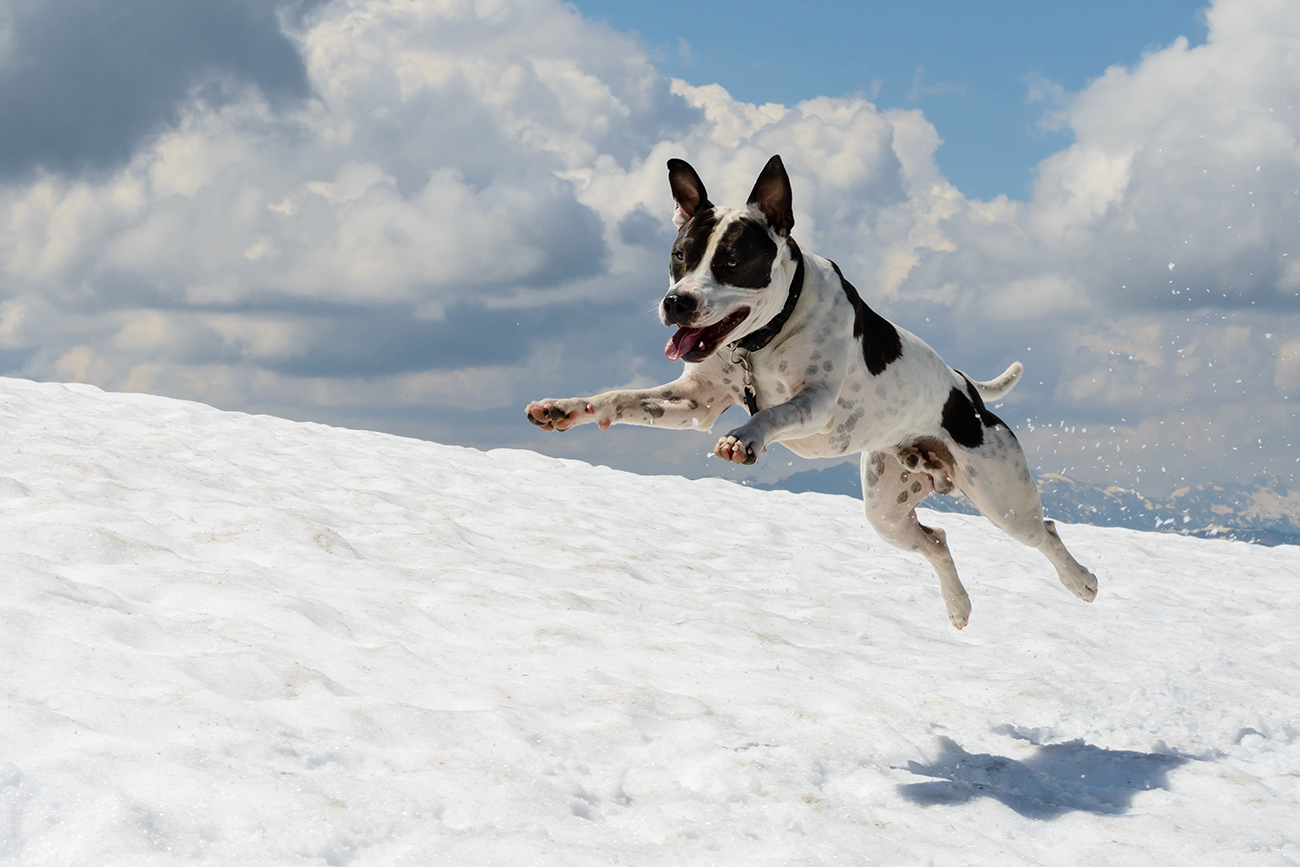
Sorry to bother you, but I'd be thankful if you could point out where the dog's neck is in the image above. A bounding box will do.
[730,239,805,354]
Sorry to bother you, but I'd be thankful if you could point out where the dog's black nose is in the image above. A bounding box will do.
[662,292,698,324]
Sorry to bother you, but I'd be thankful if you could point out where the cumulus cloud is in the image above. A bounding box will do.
[945,0,1299,491]
[0,0,314,180]
[0,0,944,439]
[890,0,1298,327]
[0,0,1295,494]
[0,0,679,408]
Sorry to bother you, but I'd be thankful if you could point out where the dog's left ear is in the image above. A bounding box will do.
[747,155,794,237]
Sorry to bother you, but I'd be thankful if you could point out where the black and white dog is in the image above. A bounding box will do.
[527,156,1097,628]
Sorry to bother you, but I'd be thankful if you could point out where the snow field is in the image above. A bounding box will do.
[0,376,1297,865]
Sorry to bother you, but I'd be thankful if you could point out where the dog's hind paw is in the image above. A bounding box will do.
[1077,571,1099,602]
[945,593,971,630]
[1059,567,1098,603]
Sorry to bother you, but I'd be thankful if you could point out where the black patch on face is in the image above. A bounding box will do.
[710,217,777,289]
[670,208,718,282]
[830,261,902,376]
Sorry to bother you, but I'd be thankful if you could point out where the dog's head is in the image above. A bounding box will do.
[660,155,797,363]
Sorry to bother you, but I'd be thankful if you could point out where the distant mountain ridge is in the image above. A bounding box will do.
[755,465,1300,547]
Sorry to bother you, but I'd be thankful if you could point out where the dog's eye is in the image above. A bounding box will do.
[724,258,737,268]
[673,249,684,260]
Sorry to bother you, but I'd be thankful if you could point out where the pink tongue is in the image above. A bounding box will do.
[665,327,704,361]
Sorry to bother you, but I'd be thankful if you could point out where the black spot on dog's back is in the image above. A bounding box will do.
[711,217,777,288]
[943,374,1016,449]
[958,372,1014,436]
[830,261,902,376]
[670,208,719,282]
[941,387,984,448]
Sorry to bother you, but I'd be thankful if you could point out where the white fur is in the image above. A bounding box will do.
[528,163,1097,629]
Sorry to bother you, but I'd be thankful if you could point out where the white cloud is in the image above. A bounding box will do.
[982,274,1091,321]
[0,0,948,399]
[0,0,1296,493]
[1275,339,1300,395]
[907,65,964,102]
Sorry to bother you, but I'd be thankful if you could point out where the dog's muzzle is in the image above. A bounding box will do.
[663,307,750,363]
[661,291,699,325]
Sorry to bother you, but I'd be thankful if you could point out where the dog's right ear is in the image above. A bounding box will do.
[668,159,711,228]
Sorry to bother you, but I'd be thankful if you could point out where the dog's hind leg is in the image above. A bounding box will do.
[951,431,1098,604]
[1037,519,1098,601]
[861,450,971,629]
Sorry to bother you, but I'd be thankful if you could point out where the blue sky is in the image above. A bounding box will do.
[573,0,1209,199]
[0,0,1295,497]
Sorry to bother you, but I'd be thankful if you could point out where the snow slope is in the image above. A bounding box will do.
[0,376,1297,866]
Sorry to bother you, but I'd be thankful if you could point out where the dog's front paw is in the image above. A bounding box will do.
[525,398,593,432]
[714,433,761,465]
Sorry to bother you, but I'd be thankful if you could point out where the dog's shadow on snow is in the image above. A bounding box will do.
[897,728,1190,818]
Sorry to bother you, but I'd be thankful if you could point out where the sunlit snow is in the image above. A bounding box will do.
[0,377,1296,865]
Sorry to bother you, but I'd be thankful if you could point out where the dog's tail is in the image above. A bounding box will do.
[970,361,1023,400]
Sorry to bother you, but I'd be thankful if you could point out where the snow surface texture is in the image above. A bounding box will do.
[0,376,1297,866]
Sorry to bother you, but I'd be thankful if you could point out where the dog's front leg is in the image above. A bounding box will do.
[714,382,838,464]
[526,373,734,433]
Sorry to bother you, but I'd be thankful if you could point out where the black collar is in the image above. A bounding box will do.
[731,239,804,353]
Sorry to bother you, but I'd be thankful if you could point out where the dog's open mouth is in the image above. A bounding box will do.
[665,309,750,363]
